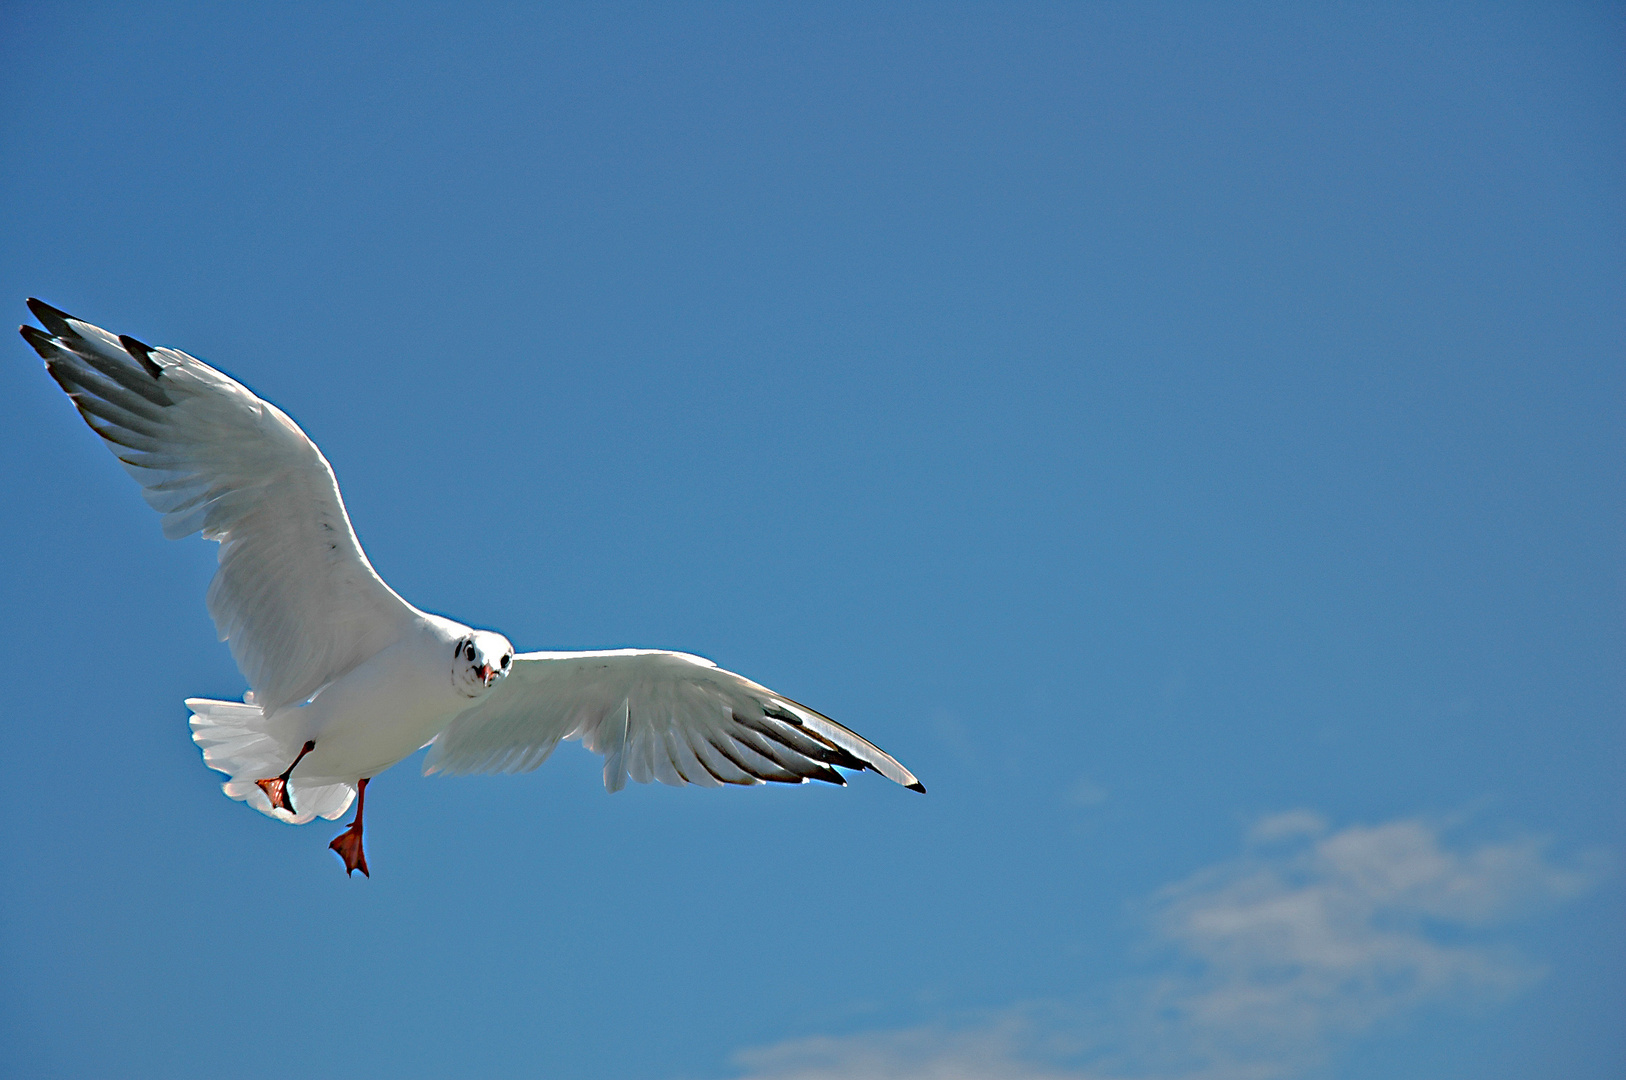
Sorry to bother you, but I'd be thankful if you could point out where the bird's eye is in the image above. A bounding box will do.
[465,644,476,661]
[502,654,512,668]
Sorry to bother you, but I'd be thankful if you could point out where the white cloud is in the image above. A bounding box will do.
[731,1018,1096,1080]
[726,814,1596,1080]
[1244,809,1328,844]
[1122,816,1591,1077]
[1066,777,1110,807]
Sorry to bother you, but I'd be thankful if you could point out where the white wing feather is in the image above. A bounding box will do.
[23,301,418,713]
[426,650,924,793]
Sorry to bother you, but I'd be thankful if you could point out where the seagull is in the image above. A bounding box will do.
[19,299,923,876]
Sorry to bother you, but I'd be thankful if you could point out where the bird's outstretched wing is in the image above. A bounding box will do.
[20,299,418,713]
[426,649,924,793]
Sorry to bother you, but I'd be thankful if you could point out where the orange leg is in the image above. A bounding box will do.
[328,777,371,877]
[254,740,316,814]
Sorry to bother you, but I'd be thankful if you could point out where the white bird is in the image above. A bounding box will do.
[20,299,922,876]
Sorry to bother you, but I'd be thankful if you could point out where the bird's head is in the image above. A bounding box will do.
[452,631,515,697]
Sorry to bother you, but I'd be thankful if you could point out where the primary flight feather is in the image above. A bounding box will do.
[19,299,922,876]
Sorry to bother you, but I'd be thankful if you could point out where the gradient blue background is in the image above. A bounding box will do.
[1,4,1620,1078]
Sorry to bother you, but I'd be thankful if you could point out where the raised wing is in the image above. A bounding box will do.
[426,649,925,793]
[21,299,419,713]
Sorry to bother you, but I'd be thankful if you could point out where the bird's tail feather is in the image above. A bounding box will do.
[187,696,355,824]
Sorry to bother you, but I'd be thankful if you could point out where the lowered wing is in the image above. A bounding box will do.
[426,649,924,793]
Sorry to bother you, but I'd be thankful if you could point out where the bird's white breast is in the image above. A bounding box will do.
[277,616,481,781]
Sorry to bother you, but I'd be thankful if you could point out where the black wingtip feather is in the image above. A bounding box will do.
[18,323,58,359]
[26,298,76,338]
[907,781,926,793]
[118,334,163,378]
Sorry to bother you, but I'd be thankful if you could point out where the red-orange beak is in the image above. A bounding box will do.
[478,664,494,683]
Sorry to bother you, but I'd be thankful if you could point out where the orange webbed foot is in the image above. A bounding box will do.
[255,776,295,813]
[329,825,369,877]
[254,740,316,814]
[328,777,371,877]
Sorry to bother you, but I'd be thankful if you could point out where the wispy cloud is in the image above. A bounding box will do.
[732,1019,1092,1080]
[1118,812,1593,1078]
[1066,777,1110,807]
[726,813,1597,1080]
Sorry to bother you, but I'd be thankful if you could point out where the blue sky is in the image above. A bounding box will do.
[1,4,1620,1078]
